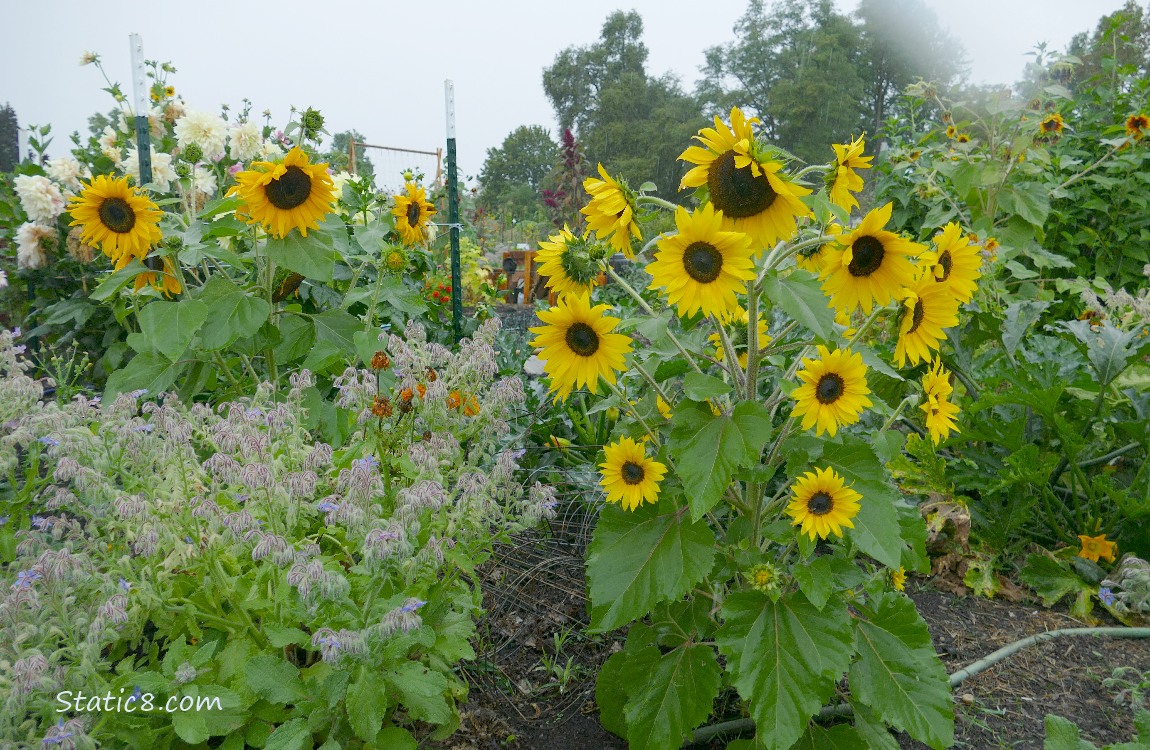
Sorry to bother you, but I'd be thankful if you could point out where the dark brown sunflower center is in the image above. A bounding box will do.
[265,166,312,210]
[906,299,925,335]
[707,149,777,219]
[98,197,136,233]
[807,491,834,515]
[937,250,953,281]
[848,235,886,277]
[621,461,645,485]
[682,241,724,283]
[815,373,845,404]
[565,322,600,357]
[406,202,421,226]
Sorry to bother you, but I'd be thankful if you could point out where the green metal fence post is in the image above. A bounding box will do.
[445,80,462,344]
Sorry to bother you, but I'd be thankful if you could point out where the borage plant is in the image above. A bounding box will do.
[0,320,554,748]
[529,108,980,749]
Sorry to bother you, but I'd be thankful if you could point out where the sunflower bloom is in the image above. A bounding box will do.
[599,436,667,511]
[1126,113,1148,140]
[529,293,633,402]
[1077,534,1117,563]
[891,567,907,591]
[819,202,923,314]
[230,147,336,239]
[894,275,961,368]
[133,256,183,297]
[68,174,163,269]
[581,164,641,258]
[656,394,673,420]
[920,359,960,445]
[536,225,601,297]
[679,107,812,252]
[646,203,755,319]
[827,135,872,212]
[921,223,982,303]
[791,346,872,437]
[392,182,436,245]
[1039,113,1064,137]
[787,466,862,541]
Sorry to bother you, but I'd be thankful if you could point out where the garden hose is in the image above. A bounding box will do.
[686,626,1150,746]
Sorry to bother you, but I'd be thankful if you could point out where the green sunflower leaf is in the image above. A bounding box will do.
[266,230,338,282]
[587,503,716,633]
[683,372,732,400]
[138,298,209,362]
[849,592,953,748]
[715,591,855,750]
[814,439,905,568]
[196,276,271,351]
[794,723,868,750]
[669,400,772,521]
[103,351,184,403]
[619,643,722,750]
[762,269,836,341]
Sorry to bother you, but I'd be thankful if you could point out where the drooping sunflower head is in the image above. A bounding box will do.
[229,147,337,239]
[1126,113,1149,140]
[528,293,633,402]
[133,256,183,297]
[392,181,437,246]
[819,202,923,314]
[894,274,961,368]
[581,164,642,258]
[796,223,843,275]
[920,222,982,303]
[646,203,755,319]
[1039,113,1065,137]
[679,107,812,252]
[826,135,872,212]
[1077,533,1117,563]
[945,125,958,139]
[921,388,960,445]
[68,174,164,268]
[536,225,602,297]
[786,466,862,541]
[921,357,954,401]
[956,133,971,144]
[599,436,668,512]
[791,345,872,437]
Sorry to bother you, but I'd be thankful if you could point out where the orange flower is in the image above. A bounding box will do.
[1077,534,1117,563]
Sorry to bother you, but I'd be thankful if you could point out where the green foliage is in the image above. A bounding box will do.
[478,125,558,218]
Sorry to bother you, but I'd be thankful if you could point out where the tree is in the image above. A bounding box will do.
[325,130,374,181]
[0,104,17,172]
[477,125,559,218]
[1066,1,1150,87]
[543,10,705,197]
[854,0,966,148]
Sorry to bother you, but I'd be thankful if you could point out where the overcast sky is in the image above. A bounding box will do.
[1,0,1129,185]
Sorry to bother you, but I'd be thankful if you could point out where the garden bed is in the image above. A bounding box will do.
[438,509,1150,750]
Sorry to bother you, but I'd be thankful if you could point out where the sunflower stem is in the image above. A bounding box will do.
[793,163,833,180]
[745,280,761,400]
[847,305,886,346]
[881,395,915,433]
[758,234,833,281]
[636,195,681,213]
[715,323,746,393]
[605,380,661,449]
[604,264,704,375]
[630,360,672,407]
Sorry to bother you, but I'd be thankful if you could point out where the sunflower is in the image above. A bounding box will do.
[1077,533,1117,563]
[1039,113,1064,137]
[786,466,862,541]
[791,345,872,436]
[920,223,982,303]
[894,274,961,368]
[890,567,907,591]
[679,107,812,252]
[392,181,436,245]
[1126,113,1149,140]
[746,562,780,594]
[956,134,971,144]
[796,223,843,275]
[536,225,601,297]
[819,202,922,314]
[529,293,633,402]
[646,203,755,319]
[827,135,872,212]
[921,359,960,445]
[581,164,642,258]
[945,125,957,139]
[68,174,163,269]
[229,147,336,239]
[133,256,183,297]
[709,306,770,368]
[656,394,673,420]
[599,436,667,511]
[164,85,175,98]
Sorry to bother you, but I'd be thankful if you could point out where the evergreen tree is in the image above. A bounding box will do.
[0,104,18,172]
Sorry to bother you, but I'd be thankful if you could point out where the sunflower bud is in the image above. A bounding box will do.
[163,235,183,252]
[175,163,192,178]
[301,108,325,140]
[746,563,781,595]
[181,143,203,163]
